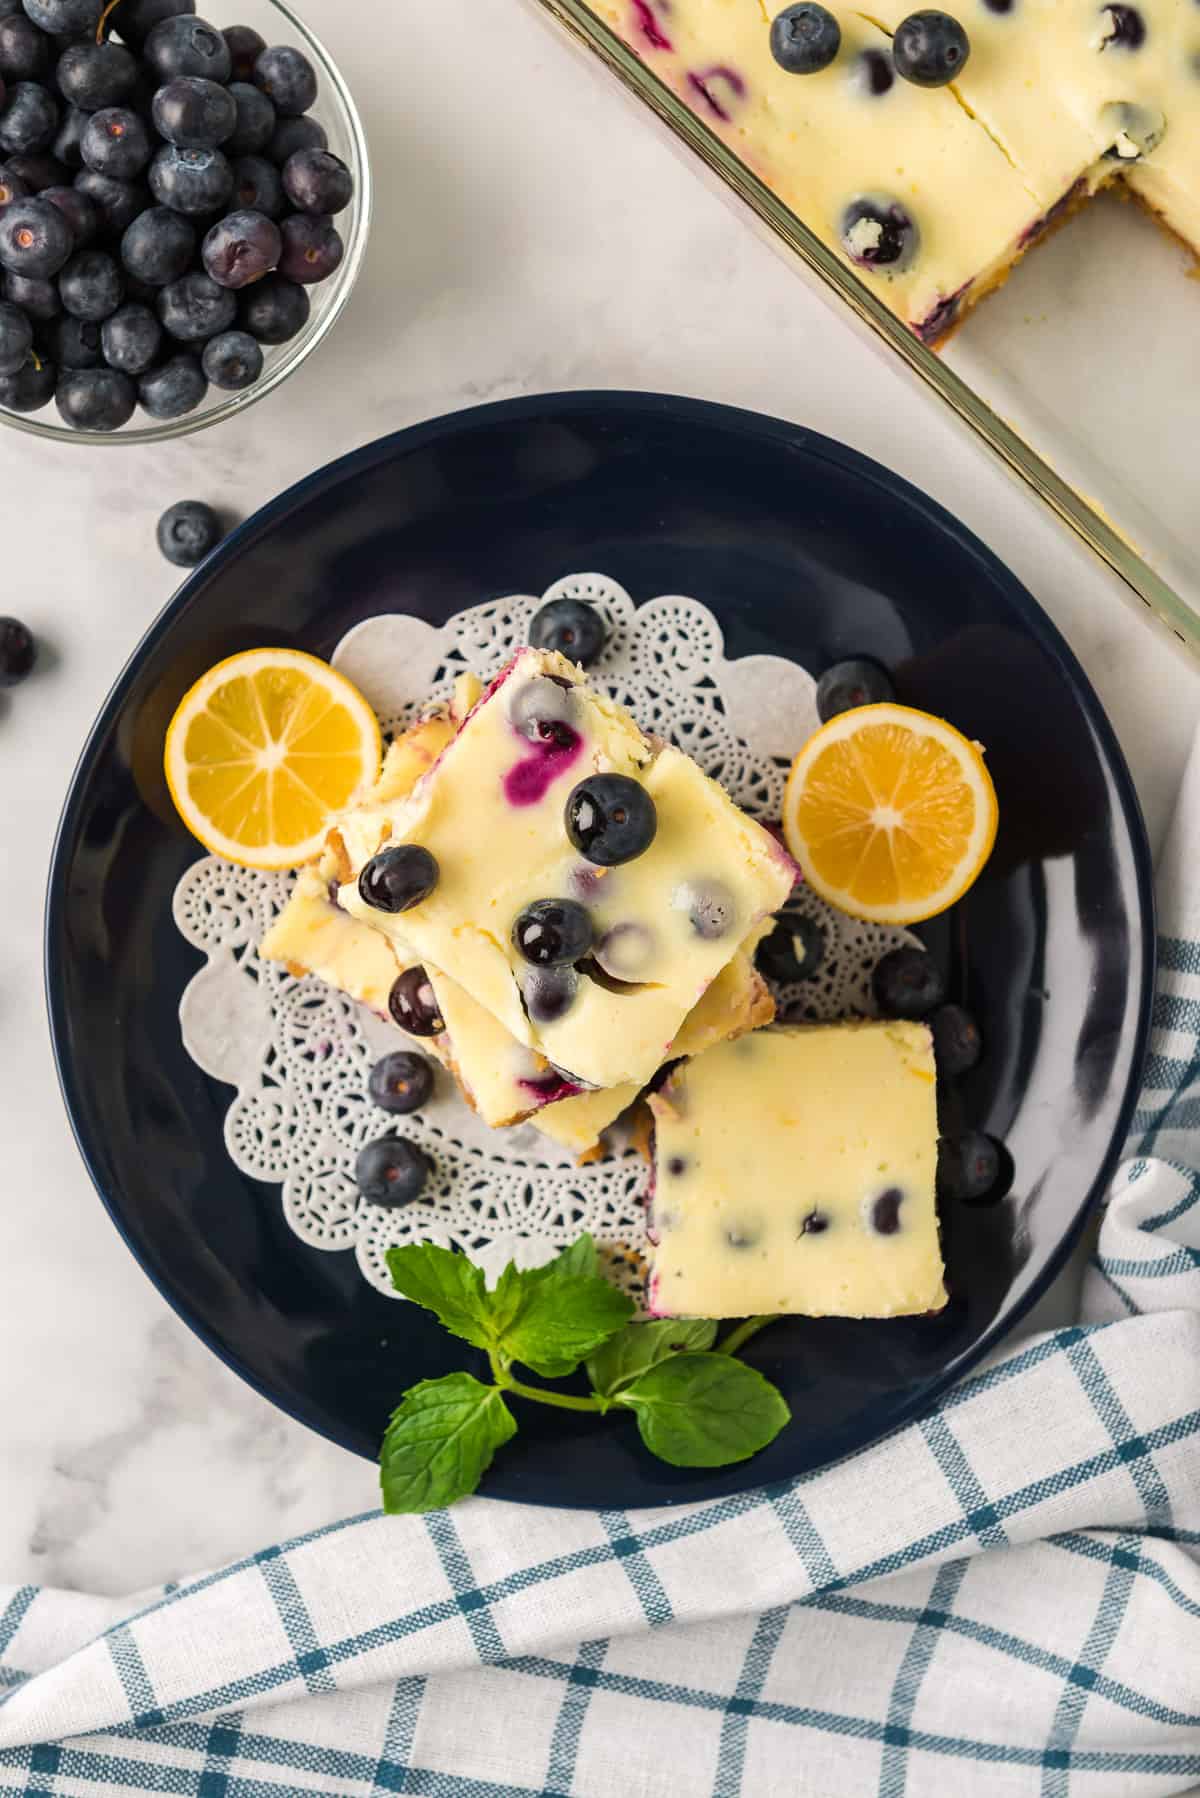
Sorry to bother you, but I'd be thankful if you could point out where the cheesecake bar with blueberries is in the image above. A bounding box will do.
[646,1021,946,1318]
[600,0,1199,344]
[333,647,796,1093]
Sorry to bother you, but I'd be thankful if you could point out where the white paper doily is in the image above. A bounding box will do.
[173,574,917,1299]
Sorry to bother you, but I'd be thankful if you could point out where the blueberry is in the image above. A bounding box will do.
[136,351,204,418]
[354,1134,431,1209]
[56,40,137,111]
[157,267,234,338]
[4,147,63,189]
[100,298,158,371]
[229,150,282,215]
[54,363,133,429]
[840,196,918,270]
[2,267,56,315]
[0,82,57,155]
[508,673,576,745]
[222,23,265,83]
[870,1187,904,1234]
[816,657,894,721]
[522,965,578,1024]
[358,843,439,914]
[281,145,352,218]
[58,246,121,317]
[871,946,946,1019]
[49,309,99,364]
[673,877,736,941]
[148,143,232,213]
[799,1207,829,1235]
[41,179,95,242]
[238,270,306,341]
[0,614,34,683]
[266,110,324,165]
[595,921,655,980]
[982,0,1012,8]
[22,0,101,32]
[0,291,29,367]
[0,158,27,202]
[936,1132,1001,1202]
[253,43,316,117]
[0,15,47,82]
[930,1003,982,1077]
[1097,4,1145,48]
[277,210,342,284]
[80,107,150,179]
[202,207,279,288]
[388,966,445,1036]
[769,3,841,73]
[0,344,52,403]
[120,204,193,283]
[224,78,273,154]
[368,1049,434,1115]
[528,596,606,666]
[756,913,827,982]
[892,10,970,84]
[110,0,196,46]
[143,13,231,83]
[512,897,593,967]
[565,773,657,866]
[200,324,260,388]
[74,167,147,234]
[51,102,85,167]
[150,77,231,153]
[725,1221,760,1250]
[0,195,70,274]
[156,498,221,566]
[852,46,894,93]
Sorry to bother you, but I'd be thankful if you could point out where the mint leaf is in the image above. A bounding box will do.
[536,1234,599,1282]
[617,1353,790,1467]
[380,1372,516,1512]
[503,1271,635,1379]
[386,1244,499,1352]
[586,1317,717,1398]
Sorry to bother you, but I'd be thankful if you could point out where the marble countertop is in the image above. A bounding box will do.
[3,0,1197,1599]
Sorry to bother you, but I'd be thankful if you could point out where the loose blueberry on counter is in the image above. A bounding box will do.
[120,203,194,282]
[0,346,53,405]
[816,656,894,721]
[368,1049,434,1115]
[930,1003,982,1077]
[355,1135,431,1209]
[0,614,35,684]
[1096,4,1145,49]
[0,293,30,369]
[936,1132,1001,1202]
[872,946,946,1019]
[277,209,342,284]
[282,145,352,215]
[522,965,578,1024]
[148,142,232,213]
[224,79,273,154]
[565,772,657,866]
[674,877,735,941]
[757,912,827,982]
[851,47,894,94]
[769,3,841,73]
[513,897,593,968]
[222,24,266,84]
[202,206,279,287]
[201,324,260,388]
[74,167,147,235]
[388,966,445,1036]
[157,266,234,337]
[840,196,918,270]
[0,17,48,83]
[58,247,122,318]
[100,299,159,371]
[156,497,222,565]
[799,1207,829,1235]
[41,181,97,244]
[143,14,232,84]
[0,81,57,156]
[54,363,134,429]
[253,44,317,117]
[870,1187,903,1233]
[0,195,72,276]
[56,42,139,112]
[892,10,970,85]
[528,596,606,666]
[137,350,205,417]
[265,110,324,165]
[152,76,237,149]
[238,270,307,341]
[358,843,439,914]
[81,107,152,179]
[50,309,100,364]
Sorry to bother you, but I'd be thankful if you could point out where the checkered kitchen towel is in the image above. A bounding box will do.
[5,764,1200,1798]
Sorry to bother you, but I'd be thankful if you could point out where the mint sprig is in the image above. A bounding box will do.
[379,1237,787,1512]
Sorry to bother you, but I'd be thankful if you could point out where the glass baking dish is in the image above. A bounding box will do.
[525,0,1200,657]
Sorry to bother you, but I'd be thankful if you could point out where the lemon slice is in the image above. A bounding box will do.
[164,648,382,870]
[782,703,998,925]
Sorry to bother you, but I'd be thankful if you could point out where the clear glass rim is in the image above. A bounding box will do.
[0,0,372,449]
[530,0,1199,659]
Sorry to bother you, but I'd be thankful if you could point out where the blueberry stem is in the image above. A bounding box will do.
[715,1314,777,1356]
[96,0,119,44]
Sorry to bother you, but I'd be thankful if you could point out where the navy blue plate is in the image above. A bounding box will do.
[46,393,1153,1508]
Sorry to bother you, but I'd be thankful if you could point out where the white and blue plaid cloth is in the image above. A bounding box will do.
[5,759,1200,1797]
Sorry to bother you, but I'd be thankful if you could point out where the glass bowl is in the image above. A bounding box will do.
[0,0,370,446]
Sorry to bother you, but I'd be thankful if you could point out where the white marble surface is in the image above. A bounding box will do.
[2,0,1197,1600]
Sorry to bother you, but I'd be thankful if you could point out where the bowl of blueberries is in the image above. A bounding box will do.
[0,0,369,440]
